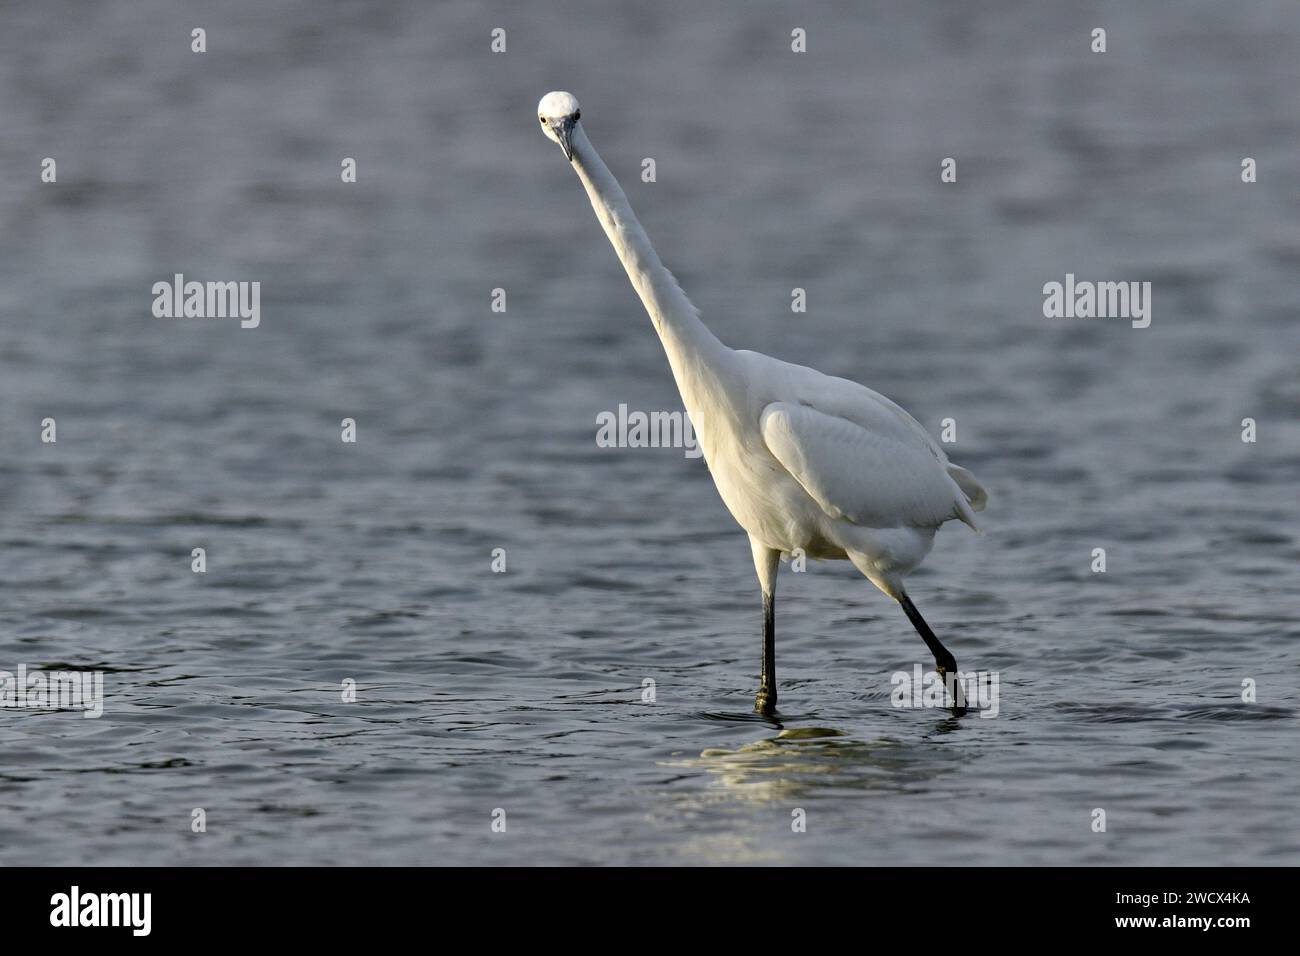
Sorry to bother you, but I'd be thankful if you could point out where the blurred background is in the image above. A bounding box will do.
[0,0,1297,864]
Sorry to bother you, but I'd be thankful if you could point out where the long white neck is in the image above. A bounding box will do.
[568,124,736,403]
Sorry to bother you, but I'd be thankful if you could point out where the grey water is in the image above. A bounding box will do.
[0,0,1297,865]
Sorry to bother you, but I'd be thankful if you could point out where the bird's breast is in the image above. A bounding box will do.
[699,425,834,555]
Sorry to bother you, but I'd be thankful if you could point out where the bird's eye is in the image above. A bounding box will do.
[540,116,547,125]
[574,110,580,120]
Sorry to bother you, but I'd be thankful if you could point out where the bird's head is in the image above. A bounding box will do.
[537,91,582,161]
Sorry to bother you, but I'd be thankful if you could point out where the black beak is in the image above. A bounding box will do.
[554,116,576,161]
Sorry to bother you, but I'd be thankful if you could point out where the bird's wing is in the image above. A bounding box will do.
[760,400,980,530]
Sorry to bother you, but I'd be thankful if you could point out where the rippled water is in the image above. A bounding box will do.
[1,0,1297,865]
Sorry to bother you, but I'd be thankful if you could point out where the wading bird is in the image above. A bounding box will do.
[537,92,987,717]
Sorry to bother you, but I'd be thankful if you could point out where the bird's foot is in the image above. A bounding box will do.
[753,687,777,717]
[935,665,968,718]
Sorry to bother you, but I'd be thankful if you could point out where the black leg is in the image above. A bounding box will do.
[898,592,966,716]
[754,590,777,715]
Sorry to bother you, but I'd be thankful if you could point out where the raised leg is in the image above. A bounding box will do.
[898,591,967,717]
[750,539,780,716]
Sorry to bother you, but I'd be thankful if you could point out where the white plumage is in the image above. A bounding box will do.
[538,91,987,716]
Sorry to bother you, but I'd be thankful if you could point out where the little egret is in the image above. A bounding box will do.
[537,91,988,717]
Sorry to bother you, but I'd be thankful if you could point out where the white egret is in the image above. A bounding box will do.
[537,91,987,716]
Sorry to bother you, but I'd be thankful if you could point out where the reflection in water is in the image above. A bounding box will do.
[669,726,956,803]
[652,725,965,864]
[696,732,929,800]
